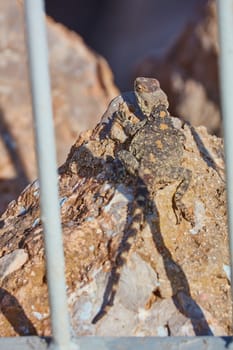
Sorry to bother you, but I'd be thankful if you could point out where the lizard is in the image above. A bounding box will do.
[117,76,194,226]
[92,77,194,324]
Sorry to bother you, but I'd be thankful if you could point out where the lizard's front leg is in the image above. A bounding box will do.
[115,103,147,137]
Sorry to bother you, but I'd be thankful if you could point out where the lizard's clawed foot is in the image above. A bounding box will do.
[174,204,195,227]
[114,102,127,124]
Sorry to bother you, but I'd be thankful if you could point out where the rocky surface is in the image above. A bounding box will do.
[135,0,221,136]
[0,0,118,214]
[0,86,231,337]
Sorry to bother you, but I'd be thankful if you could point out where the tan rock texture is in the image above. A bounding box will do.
[0,88,231,337]
[135,0,221,136]
[0,0,118,214]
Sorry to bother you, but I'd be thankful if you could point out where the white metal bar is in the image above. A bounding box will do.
[23,1,71,349]
[0,336,232,350]
[217,0,233,304]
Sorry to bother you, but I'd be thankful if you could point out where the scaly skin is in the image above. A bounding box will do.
[117,77,194,225]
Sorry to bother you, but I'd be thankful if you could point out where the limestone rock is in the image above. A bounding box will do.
[135,0,221,136]
[0,0,118,214]
[0,88,230,337]
[0,250,28,282]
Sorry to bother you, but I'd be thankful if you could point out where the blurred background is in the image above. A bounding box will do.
[0,0,220,214]
[45,0,204,90]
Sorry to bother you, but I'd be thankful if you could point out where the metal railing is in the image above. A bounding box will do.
[0,0,232,349]
[24,0,71,349]
[217,0,233,296]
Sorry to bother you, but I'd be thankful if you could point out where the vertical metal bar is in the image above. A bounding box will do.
[217,0,233,303]
[23,1,71,349]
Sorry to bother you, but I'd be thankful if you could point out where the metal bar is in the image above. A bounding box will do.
[217,0,233,305]
[0,336,232,350]
[23,1,71,349]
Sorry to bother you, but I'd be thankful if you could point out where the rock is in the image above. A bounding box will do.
[0,84,231,337]
[135,0,221,136]
[0,249,28,282]
[0,0,118,214]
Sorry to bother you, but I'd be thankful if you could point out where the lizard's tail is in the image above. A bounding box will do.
[92,179,148,324]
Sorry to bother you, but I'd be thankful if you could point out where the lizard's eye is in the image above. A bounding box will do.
[137,84,143,91]
[144,100,148,107]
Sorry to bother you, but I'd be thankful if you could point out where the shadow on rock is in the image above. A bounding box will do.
[0,107,29,214]
[0,288,37,335]
[66,142,213,335]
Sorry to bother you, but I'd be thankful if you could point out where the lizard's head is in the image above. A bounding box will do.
[134,77,169,117]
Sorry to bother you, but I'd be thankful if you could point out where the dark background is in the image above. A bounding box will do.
[45,0,204,90]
